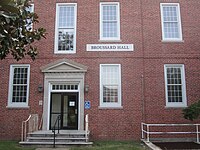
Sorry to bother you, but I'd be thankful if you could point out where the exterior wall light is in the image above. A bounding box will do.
[85,84,89,93]
[38,84,43,92]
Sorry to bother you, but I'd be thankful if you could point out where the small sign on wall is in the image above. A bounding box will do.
[86,44,134,51]
[85,101,91,109]
[69,101,75,106]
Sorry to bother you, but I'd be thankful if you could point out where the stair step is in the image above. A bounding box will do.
[27,137,88,142]
[20,130,91,147]
[28,137,87,140]
[19,141,93,147]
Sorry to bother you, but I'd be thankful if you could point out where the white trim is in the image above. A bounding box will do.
[160,3,183,41]
[54,3,77,54]
[164,64,187,107]
[100,2,120,41]
[99,64,122,108]
[7,64,30,108]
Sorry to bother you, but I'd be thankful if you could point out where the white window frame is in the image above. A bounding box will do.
[54,3,77,54]
[164,64,187,107]
[160,3,183,41]
[100,64,122,108]
[7,64,30,108]
[100,2,121,41]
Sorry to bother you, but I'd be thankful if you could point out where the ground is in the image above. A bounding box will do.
[154,142,200,150]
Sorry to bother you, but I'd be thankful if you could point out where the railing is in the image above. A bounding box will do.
[52,115,61,148]
[21,114,39,141]
[141,122,200,143]
[85,114,89,142]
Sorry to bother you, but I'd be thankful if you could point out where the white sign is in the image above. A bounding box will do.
[86,44,134,51]
[69,101,75,106]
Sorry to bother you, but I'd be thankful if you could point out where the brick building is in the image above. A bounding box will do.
[0,0,200,142]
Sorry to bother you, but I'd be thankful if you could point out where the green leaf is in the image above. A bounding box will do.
[0,0,12,5]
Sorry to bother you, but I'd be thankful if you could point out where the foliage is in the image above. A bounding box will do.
[70,141,146,150]
[0,141,34,150]
[0,0,46,61]
[0,140,146,150]
[183,100,200,121]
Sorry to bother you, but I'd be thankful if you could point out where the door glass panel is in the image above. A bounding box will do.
[67,95,77,128]
[63,95,68,127]
[50,94,61,129]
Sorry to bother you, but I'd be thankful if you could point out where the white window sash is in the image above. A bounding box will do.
[160,3,183,41]
[164,64,187,107]
[54,3,77,54]
[7,64,30,108]
[100,2,120,41]
[100,64,122,108]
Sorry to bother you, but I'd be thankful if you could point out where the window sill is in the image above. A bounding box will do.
[161,40,184,43]
[54,51,76,54]
[6,106,30,109]
[165,106,187,109]
[98,106,123,109]
[98,39,122,43]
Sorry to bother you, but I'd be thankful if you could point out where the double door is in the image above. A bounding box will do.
[50,92,78,130]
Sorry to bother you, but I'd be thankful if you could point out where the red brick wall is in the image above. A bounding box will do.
[0,0,200,141]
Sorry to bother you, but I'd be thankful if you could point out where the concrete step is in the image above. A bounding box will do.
[28,130,86,138]
[20,130,92,147]
[19,141,93,148]
[27,137,88,142]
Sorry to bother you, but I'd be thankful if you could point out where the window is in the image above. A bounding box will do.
[25,4,34,31]
[100,2,120,41]
[164,64,187,107]
[160,3,183,41]
[55,3,77,53]
[100,64,121,108]
[8,65,30,107]
[52,84,78,91]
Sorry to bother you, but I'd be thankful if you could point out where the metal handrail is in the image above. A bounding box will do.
[21,115,32,141]
[141,122,200,143]
[85,114,89,142]
[52,115,61,148]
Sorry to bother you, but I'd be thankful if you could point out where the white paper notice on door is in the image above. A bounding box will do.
[69,101,75,106]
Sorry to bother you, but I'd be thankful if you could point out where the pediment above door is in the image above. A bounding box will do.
[41,59,87,73]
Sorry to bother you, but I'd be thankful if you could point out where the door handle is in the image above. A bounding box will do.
[75,109,78,115]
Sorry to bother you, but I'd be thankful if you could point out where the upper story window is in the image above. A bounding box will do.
[25,4,34,31]
[164,64,187,107]
[54,3,77,54]
[100,2,120,41]
[100,64,122,108]
[8,65,30,108]
[160,3,183,41]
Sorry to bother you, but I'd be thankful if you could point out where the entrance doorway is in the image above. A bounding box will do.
[50,92,78,130]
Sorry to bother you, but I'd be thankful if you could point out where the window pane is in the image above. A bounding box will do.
[166,67,183,103]
[103,5,117,21]
[56,4,76,52]
[101,3,119,39]
[103,85,118,103]
[58,29,74,51]
[164,22,179,38]
[103,22,117,38]
[161,4,181,40]
[59,6,74,28]
[101,65,120,104]
[163,6,178,22]
[12,67,28,103]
